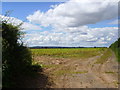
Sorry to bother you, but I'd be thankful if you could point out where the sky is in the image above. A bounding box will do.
[1,0,119,47]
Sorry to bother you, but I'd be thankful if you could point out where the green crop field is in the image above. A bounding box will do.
[31,48,109,59]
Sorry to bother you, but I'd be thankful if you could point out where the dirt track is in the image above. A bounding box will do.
[33,50,118,88]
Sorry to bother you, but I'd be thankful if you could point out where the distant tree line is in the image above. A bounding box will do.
[29,46,107,49]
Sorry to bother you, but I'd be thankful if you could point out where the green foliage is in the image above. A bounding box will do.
[2,21,33,87]
[31,48,107,59]
[95,49,112,64]
[54,70,88,75]
[105,71,116,74]
[110,38,120,62]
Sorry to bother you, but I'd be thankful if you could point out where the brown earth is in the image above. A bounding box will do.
[23,50,118,88]
[30,50,118,88]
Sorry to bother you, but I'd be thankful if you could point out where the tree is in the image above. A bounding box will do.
[2,19,33,87]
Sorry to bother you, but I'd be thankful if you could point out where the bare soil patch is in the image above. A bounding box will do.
[32,51,118,88]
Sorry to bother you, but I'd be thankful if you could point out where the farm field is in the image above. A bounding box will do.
[26,48,118,88]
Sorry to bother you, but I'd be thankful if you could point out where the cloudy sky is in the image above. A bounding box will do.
[1,0,119,47]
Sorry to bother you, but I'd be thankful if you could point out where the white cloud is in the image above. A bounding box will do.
[23,26,118,47]
[1,0,119,47]
[2,0,119,2]
[25,0,118,47]
[22,22,41,31]
[2,0,69,2]
[27,0,118,28]
[0,15,41,30]
[108,19,120,25]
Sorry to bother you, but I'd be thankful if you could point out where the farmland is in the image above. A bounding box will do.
[27,48,118,88]
[31,48,107,59]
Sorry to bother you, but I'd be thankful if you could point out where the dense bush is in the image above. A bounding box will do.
[2,21,33,87]
[110,38,120,62]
